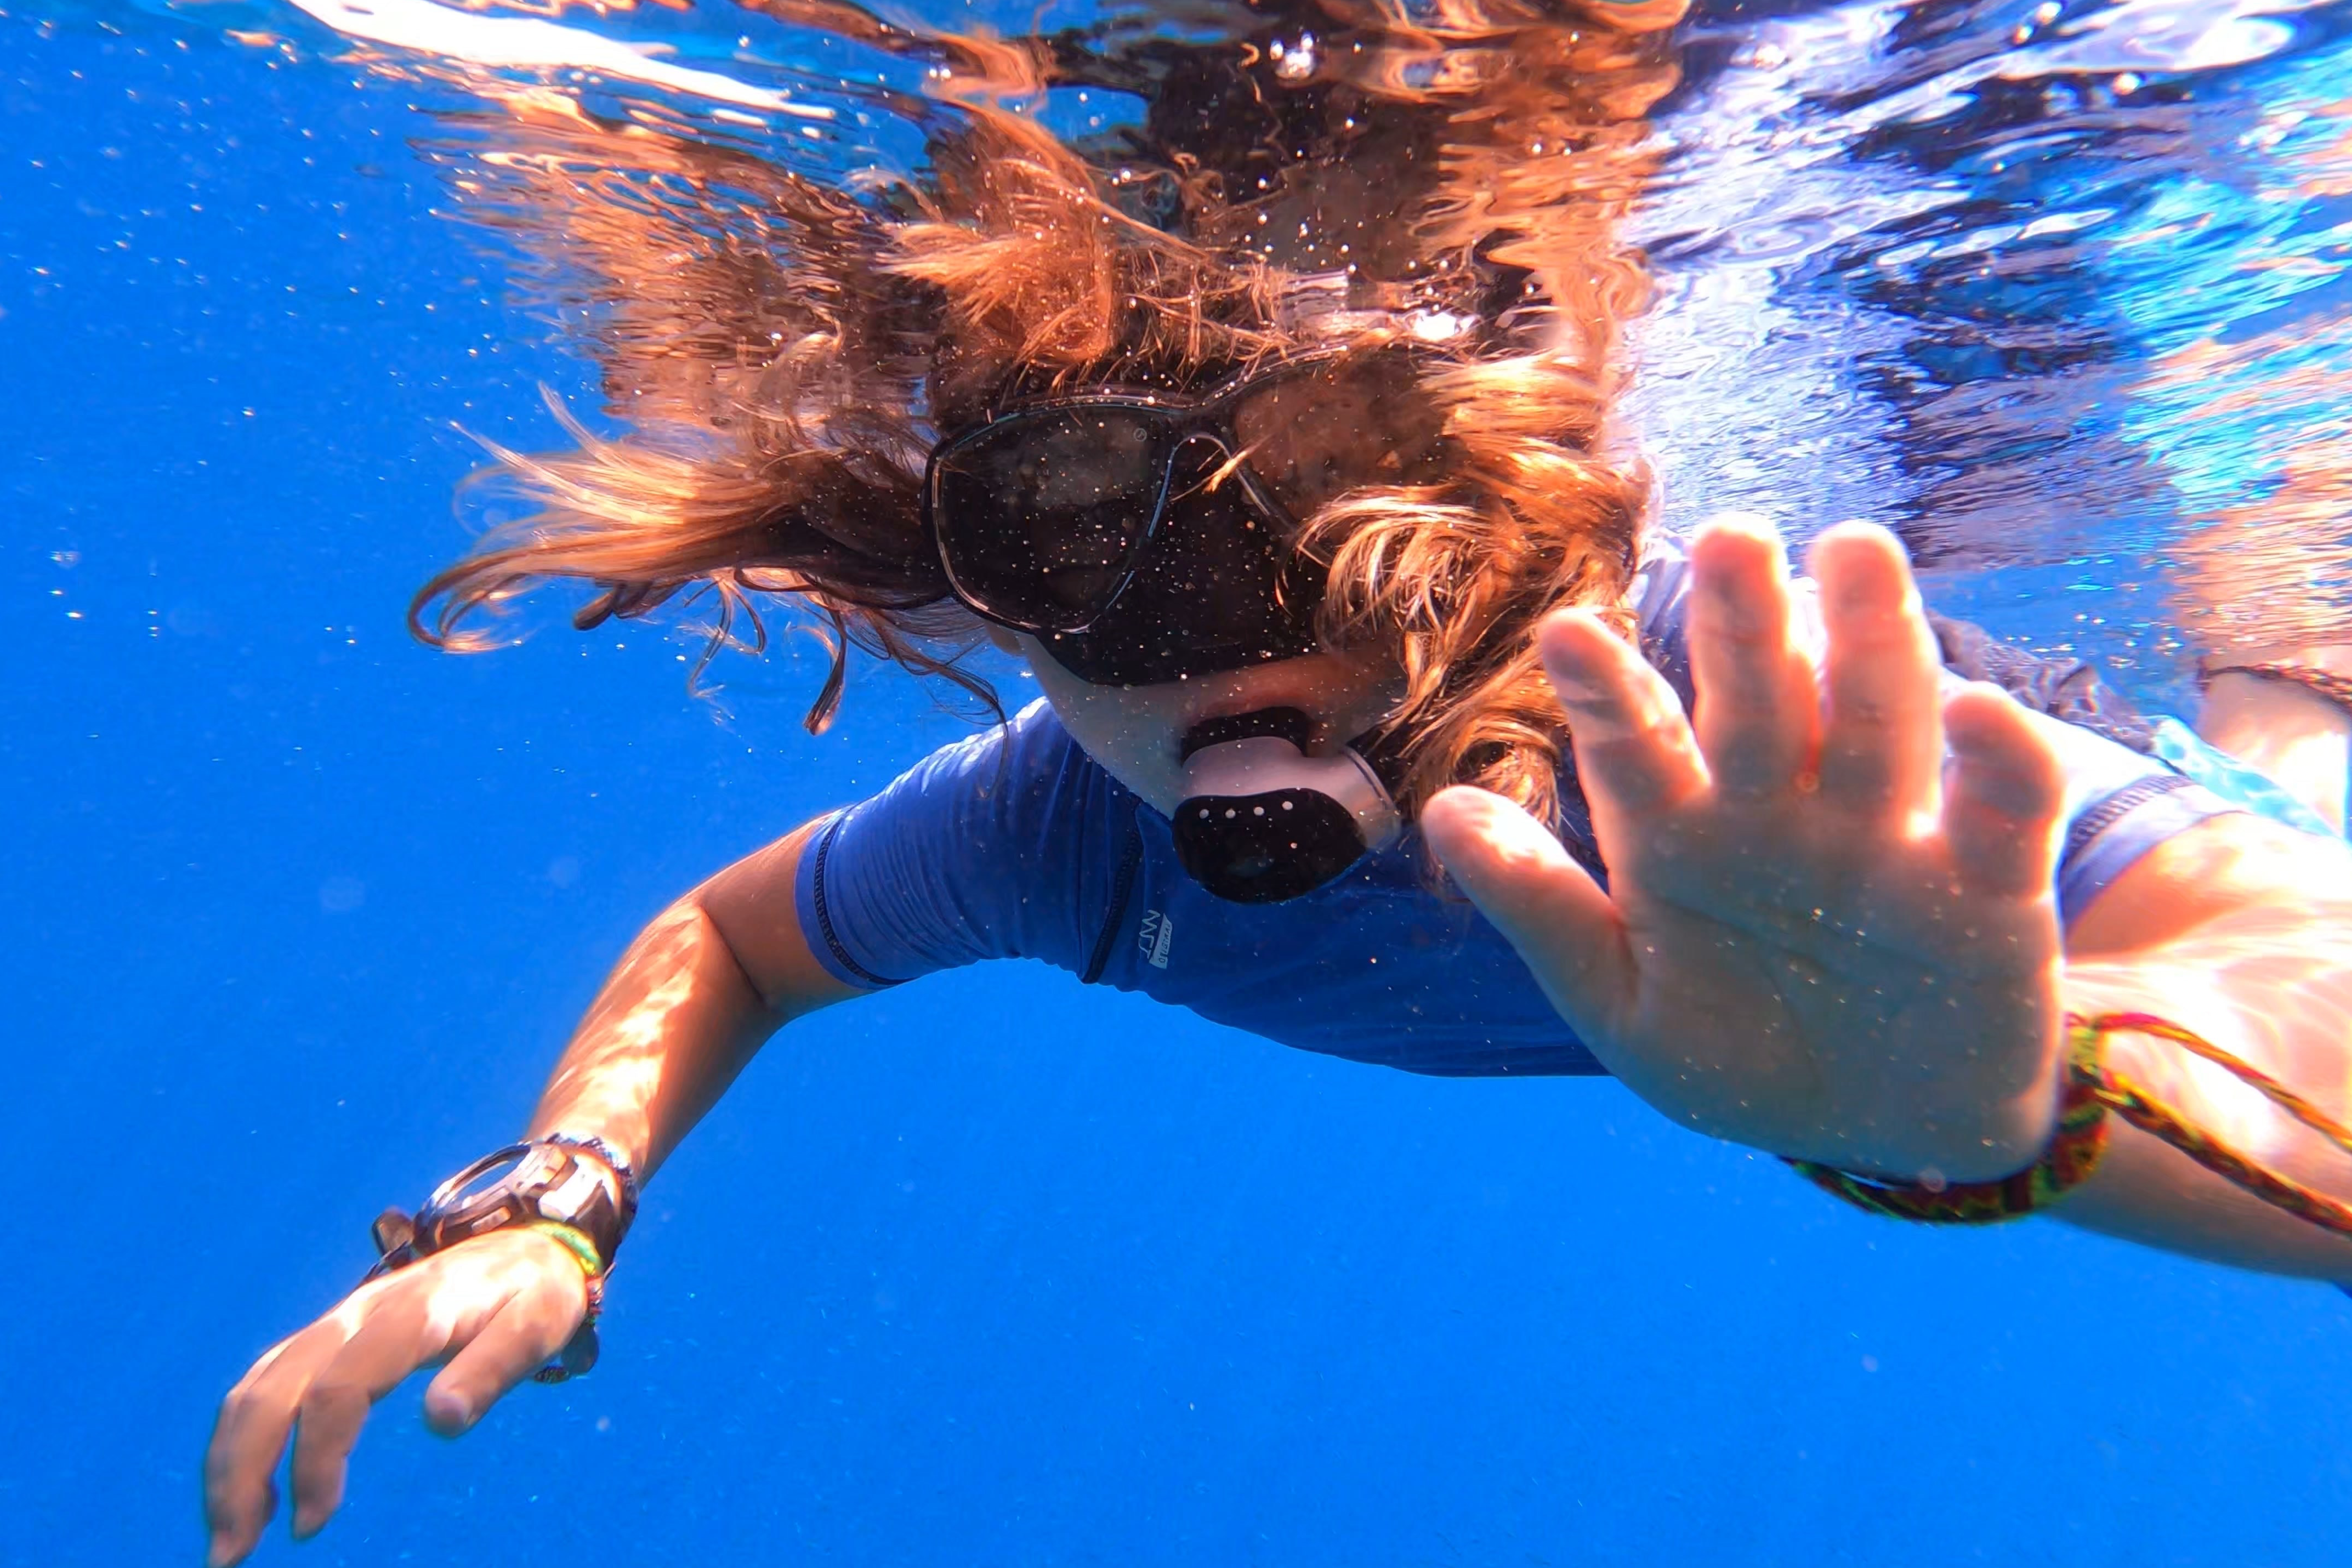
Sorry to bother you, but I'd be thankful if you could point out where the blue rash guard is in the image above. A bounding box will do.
[794,540,2262,1078]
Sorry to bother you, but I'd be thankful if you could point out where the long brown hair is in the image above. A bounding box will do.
[413,0,1686,824]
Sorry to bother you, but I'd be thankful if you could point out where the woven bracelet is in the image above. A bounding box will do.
[518,1218,609,1279]
[518,1220,609,1385]
[1793,1014,2352,1239]
[1783,1019,2109,1224]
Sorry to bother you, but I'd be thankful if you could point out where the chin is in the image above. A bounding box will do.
[1020,641,1399,816]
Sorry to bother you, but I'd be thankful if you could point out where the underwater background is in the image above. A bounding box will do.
[8,0,2352,1561]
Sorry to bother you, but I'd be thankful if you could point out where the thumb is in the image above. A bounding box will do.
[1420,785,1635,1045]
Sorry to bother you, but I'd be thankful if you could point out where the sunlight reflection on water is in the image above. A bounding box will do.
[115,0,2352,680]
[1627,0,2352,673]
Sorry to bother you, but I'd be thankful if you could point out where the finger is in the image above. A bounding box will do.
[205,1320,360,1568]
[1685,515,1816,799]
[1536,607,1709,830]
[1941,683,2066,900]
[423,1258,584,1436]
[288,1283,481,1538]
[1809,522,1945,821]
[1421,784,1635,1046]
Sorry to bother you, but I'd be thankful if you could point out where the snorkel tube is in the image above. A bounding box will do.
[1172,709,1402,903]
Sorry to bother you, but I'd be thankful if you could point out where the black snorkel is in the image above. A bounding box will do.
[1172,708,1402,904]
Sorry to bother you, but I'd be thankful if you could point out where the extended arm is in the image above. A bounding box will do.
[1425,515,2352,1280]
[204,818,859,1568]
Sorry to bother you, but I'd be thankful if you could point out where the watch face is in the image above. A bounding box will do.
[440,1147,532,1208]
[420,1148,540,1248]
[406,1141,623,1265]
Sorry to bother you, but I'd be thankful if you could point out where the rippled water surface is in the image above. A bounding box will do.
[9,0,2352,1564]
[77,0,2352,670]
[1633,0,2352,670]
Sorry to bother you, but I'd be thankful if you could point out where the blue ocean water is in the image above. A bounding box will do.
[7,2,2352,1565]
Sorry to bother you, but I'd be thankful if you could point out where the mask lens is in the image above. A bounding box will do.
[1230,355,1440,519]
[1036,435,1323,686]
[932,408,1171,632]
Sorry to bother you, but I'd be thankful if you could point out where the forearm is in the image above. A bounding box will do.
[524,820,853,1180]
[523,899,784,1181]
[2057,851,2352,1277]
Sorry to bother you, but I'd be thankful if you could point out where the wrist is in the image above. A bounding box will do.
[368,1134,640,1384]
[1796,1003,2352,1245]
[369,1134,639,1280]
[1787,1021,2109,1223]
[525,1130,641,1231]
[2205,641,2352,679]
[1791,1036,2068,1186]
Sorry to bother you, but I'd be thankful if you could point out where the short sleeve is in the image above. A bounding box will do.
[793,699,1129,989]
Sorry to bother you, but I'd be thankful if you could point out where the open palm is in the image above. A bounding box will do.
[1423,518,2070,1183]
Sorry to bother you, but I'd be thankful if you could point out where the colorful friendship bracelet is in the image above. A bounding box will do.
[1792,1013,2352,1239]
[1785,1018,2110,1223]
[517,1219,610,1385]
[519,1218,609,1279]
[2077,1013,2352,1237]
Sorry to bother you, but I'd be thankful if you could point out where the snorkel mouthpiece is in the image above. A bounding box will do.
[1172,709,1402,904]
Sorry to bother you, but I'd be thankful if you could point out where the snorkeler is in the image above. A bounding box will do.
[204,6,2352,1564]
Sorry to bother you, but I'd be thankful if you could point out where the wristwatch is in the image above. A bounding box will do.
[365,1134,639,1381]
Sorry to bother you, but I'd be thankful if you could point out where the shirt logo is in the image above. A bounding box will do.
[1139,908,1175,969]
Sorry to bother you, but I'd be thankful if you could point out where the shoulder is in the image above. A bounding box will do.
[899,695,1079,782]
[822,696,1144,904]
[795,697,1137,987]
[874,696,1107,824]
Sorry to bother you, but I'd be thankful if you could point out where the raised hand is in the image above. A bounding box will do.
[203,1228,588,1567]
[1423,516,2071,1183]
